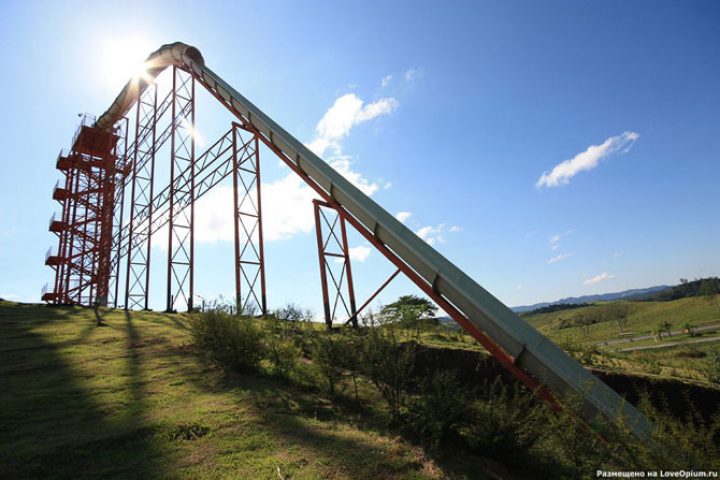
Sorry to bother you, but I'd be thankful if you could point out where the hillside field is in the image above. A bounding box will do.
[0,301,503,480]
[2,297,719,479]
[523,296,720,384]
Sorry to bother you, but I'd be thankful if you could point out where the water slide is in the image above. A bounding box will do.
[95,42,651,440]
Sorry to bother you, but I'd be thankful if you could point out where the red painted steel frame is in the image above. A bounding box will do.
[108,117,130,308]
[166,67,195,312]
[125,83,158,310]
[313,199,358,328]
[45,114,121,306]
[231,123,267,315]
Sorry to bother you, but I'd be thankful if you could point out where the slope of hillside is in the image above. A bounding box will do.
[0,302,472,480]
[524,296,719,343]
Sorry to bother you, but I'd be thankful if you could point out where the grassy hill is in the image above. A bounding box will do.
[523,296,720,384]
[2,299,719,479]
[0,302,458,479]
[523,296,720,343]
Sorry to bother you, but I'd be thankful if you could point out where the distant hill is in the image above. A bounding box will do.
[642,277,720,302]
[511,285,670,313]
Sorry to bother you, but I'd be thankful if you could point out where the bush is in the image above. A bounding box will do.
[336,330,365,401]
[265,318,302,380]
[405,370,474,449]
[463,379,546,462]
[706,347,720,383]
[310,332,347,396]
[360,326,415,419]
[624,396,720,471]
[273,303,313,322]
[189,311,265,373]
[544,393,607,476]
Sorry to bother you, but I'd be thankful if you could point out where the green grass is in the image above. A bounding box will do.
[3,298,719,478]
[0,301,501,480]
[525,297,719,344]
[520,296,720,383]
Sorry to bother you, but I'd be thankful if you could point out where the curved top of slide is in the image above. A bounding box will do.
[95,42,204,131]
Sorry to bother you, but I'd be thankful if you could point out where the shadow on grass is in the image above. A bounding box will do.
[177,352,499,479]
[0,303,166,480]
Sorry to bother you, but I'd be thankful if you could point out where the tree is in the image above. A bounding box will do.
[380,295,438,341]
[699,278,720,314]
[603,303,631,336]
[658,321,673,339]
[273,303,313,322]
[683,323,697,337]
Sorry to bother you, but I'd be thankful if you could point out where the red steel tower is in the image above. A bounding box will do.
[43,114,125,306]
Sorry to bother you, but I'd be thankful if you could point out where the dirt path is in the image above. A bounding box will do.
[595,322,720,346]
[617,334,720,352]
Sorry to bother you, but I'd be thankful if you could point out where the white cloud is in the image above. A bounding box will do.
[329,157,380,196]
[416,224,446,246]
[415,222,461,246]
[188,174,319,246]
[549,234,561,250]
[349,245,371,262]
[306,138,336,157]
[536,131,639,188]
[311,93,398,156]
[547,252,575,264]
[381,74,393,88]
[404,68,421,82]
[1,293,20,300]
[303,91,398,202]
[194,186,235,244]
[396,211,412,223]
[548,230,572,250]
[262,176,319,241]
[333,245,372,264]
[584,272,616,285]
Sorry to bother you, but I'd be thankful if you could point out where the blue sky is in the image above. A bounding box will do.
[0,0,718,314]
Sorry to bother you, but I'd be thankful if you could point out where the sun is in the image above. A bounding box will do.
[98,36,155,90]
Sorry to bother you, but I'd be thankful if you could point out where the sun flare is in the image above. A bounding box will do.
[98,36,155,89]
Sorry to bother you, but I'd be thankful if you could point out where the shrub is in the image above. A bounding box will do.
[189,311,265,373]
[311,332,347,396]
[265,318,302,380]
[543,393,607,476]
[360,326,415,419]
[336,330,365,401]
[463,379,546,462]
[706,347,720,383]
[405,370,474,449]
[273,303,313,322]
[608,395,720,472]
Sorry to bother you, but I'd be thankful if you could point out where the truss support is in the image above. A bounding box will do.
[108,117,129,308]
[313,200,358,328]
[232,123,267,316]
[124,83,158,310]
[166,66,195,312]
